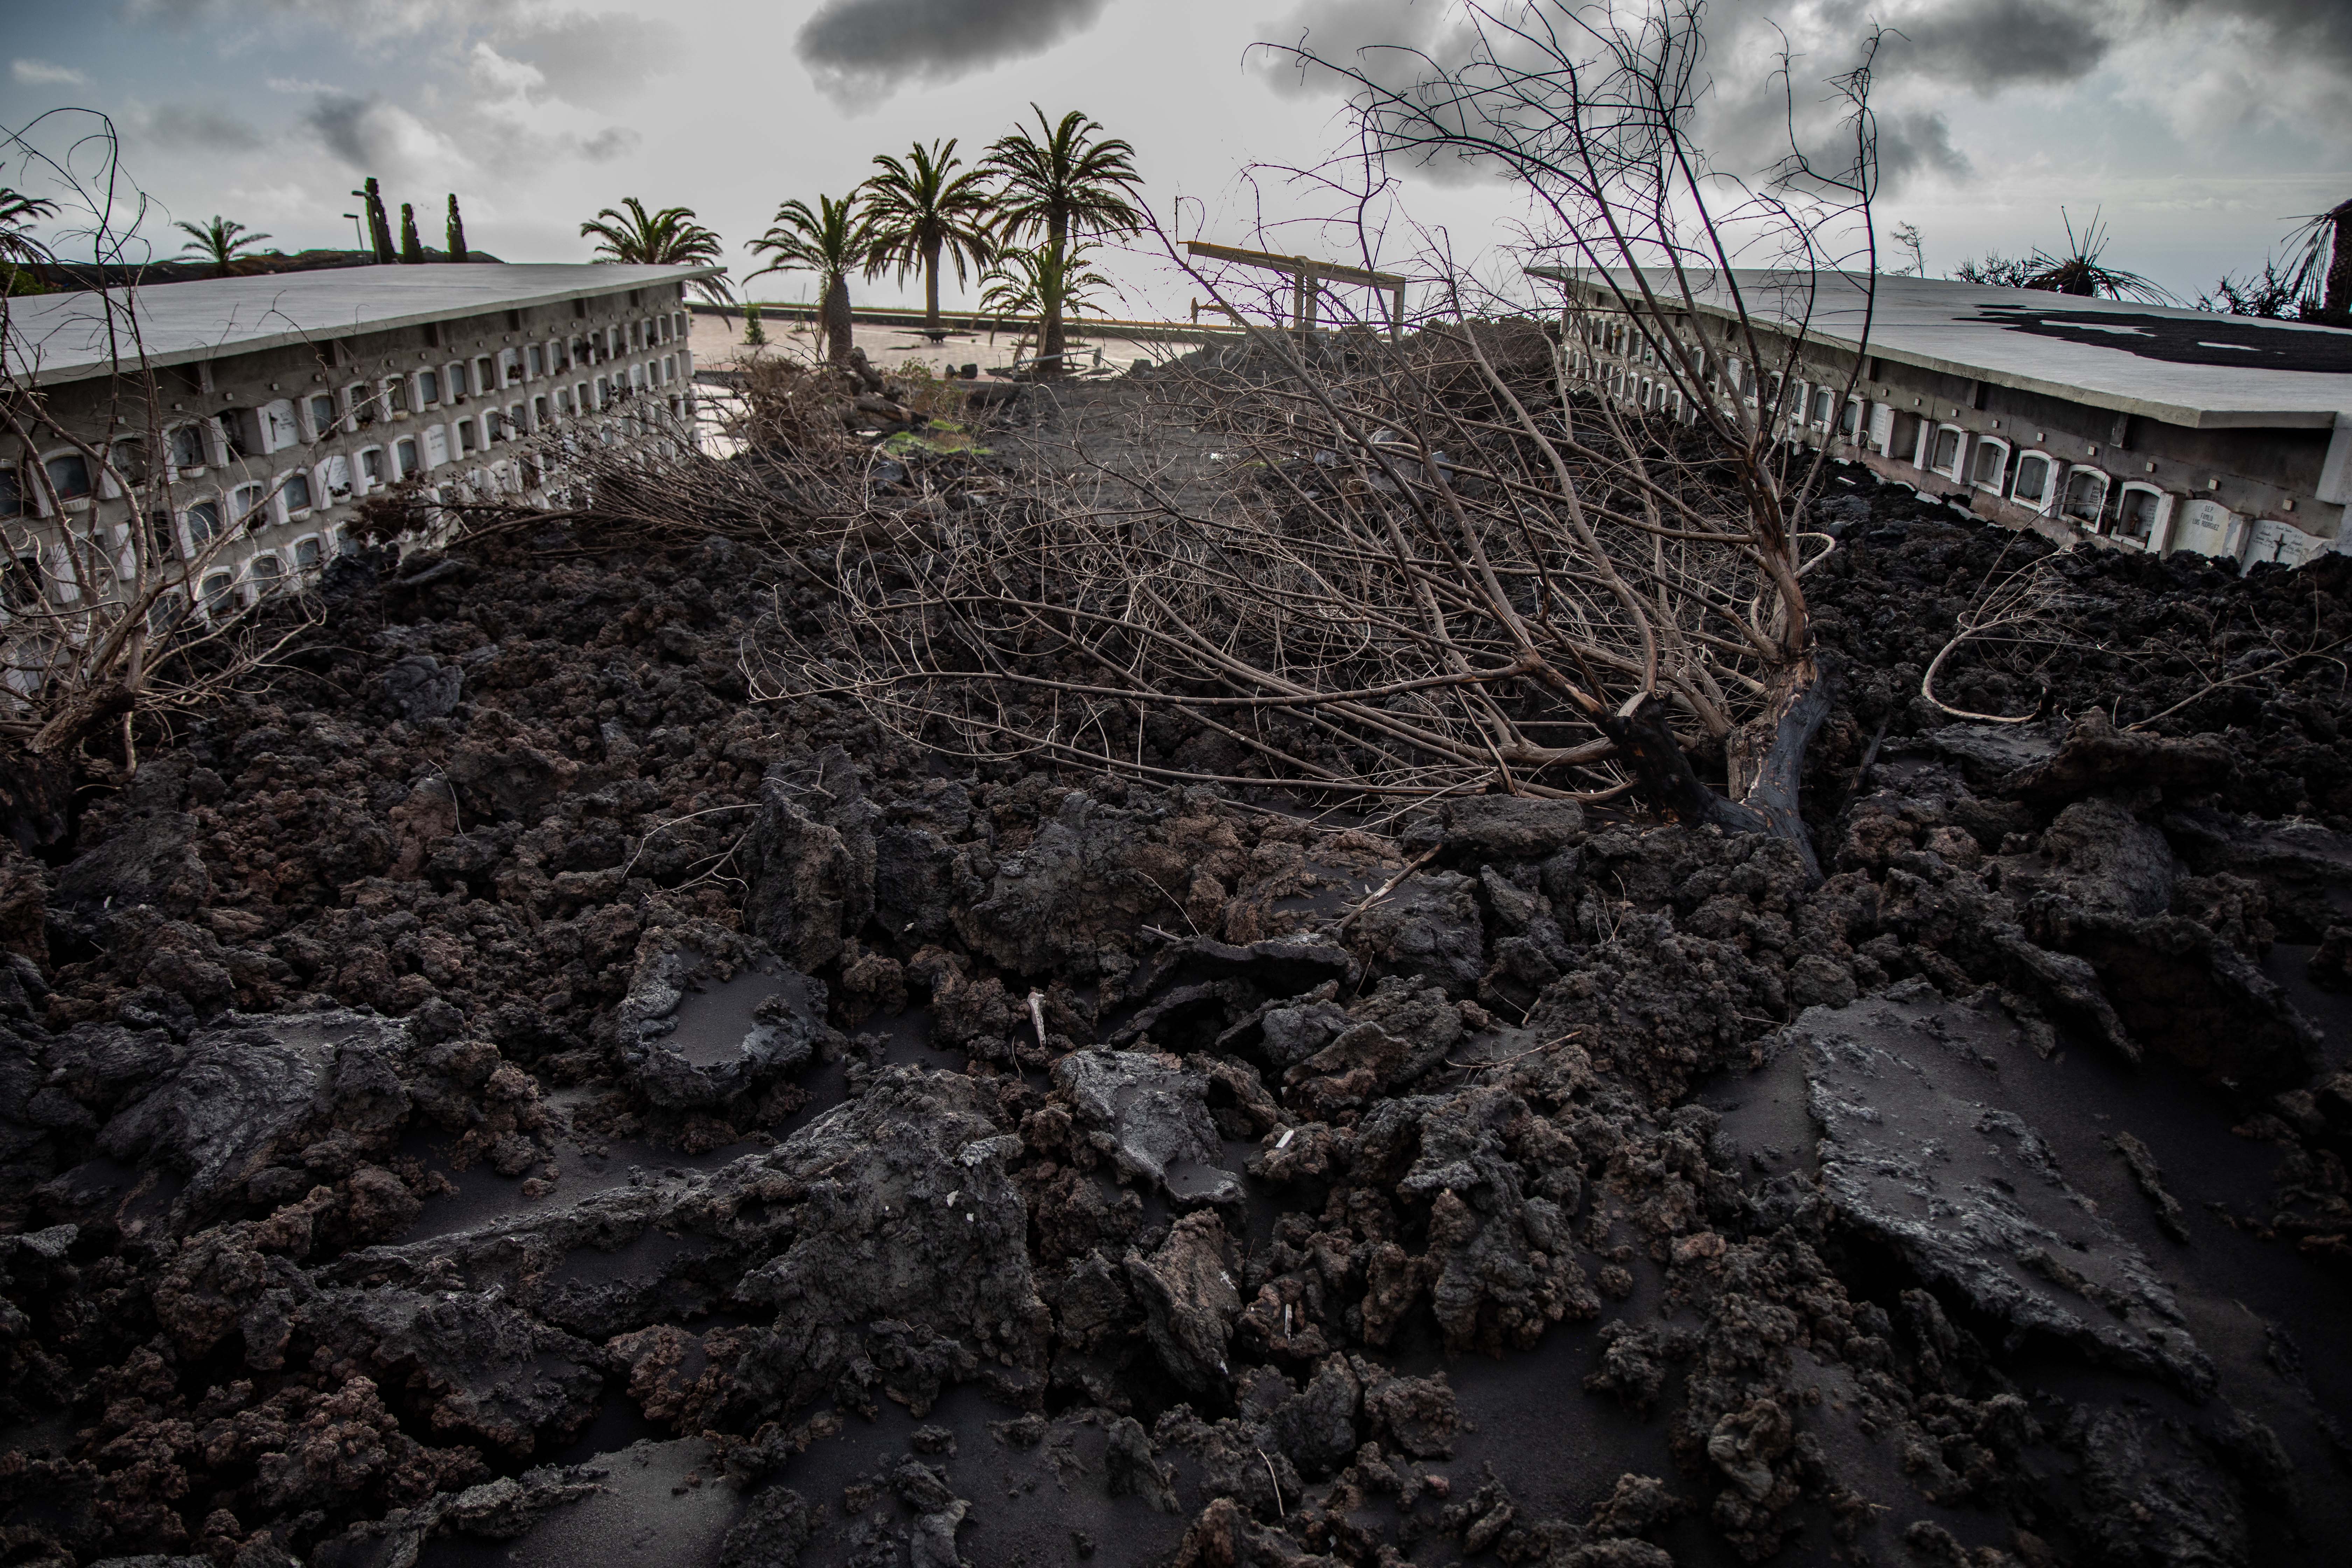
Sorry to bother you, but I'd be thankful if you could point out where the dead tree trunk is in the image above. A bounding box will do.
[1598,653,1833,874]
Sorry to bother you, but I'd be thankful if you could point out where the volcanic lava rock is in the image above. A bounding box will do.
[94,1009,411,1228]
[1279,976,1462,1120]
[1351,869,1486,993]
[47,808,212,942]
[1402,793,1589,861]
[892,1458,971,1568]
[1995,797,2177,918]
[337,1065,1049,1427]
[1259,1353,1362,1477]
[741,748,876,974]
[1052,1049,1241,1206]
[1788,982,2214,1395]
[615,944,827,1109]
[1353,1081,1600,1352]
[379,653,464,722]
[1249,992,1354,1071]
[445,729,579,821]
[1125,1210,1242,1392]
[950,790,1191,979]
[301,1285,608,1455]
[2023,903,2322,1090]
[2064,1405,2253,1568]
[1921,719,2070,789]
[874,822,961,945]
[2163,807,2352,940]
[2000,710,2233,804]
[1127,934,1357,1005]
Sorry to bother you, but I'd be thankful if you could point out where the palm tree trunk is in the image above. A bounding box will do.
[823,273,853,364]
[2325,202,2352,324]
[924,238,943,334]
[1042,212,1069,374]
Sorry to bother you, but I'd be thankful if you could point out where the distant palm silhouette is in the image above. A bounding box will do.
[174,214,273,278]
[0,186,59,270]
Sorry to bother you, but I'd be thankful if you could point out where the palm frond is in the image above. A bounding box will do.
[982,104,1144,246]
[0,186,58,268]
[581,196,732,300]
[2019,209,2172,304]
[978,238,1111,325]
[2281,197,2352,321]
[860,139,996,288]
[172,215,272,276]
[747,193,870,292]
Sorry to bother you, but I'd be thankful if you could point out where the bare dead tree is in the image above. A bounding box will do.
[733,1,1885,872]
[1,110,316,765]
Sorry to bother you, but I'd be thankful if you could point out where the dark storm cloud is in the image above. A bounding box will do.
[1877,0,2118,88]
[2154,0,2352,69]
[1252,0,2352,198]
[303,91,378,169]
[794,0,1111,103]
[133,103,265,149]
[300,89,438,178]
[1870,108,1969,185]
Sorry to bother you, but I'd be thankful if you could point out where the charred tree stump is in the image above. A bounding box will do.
[1604,653,1836,880]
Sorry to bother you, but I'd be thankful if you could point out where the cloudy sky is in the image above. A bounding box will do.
[1,0,2345,316]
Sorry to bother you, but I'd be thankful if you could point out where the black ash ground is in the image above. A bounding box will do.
[7,414,2352,1568]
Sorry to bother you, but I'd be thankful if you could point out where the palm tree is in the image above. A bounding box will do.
[1,187,56,258]
[979,240,1113,368]
[983,106,1143,370]
[2284,197,2352,326]
[1,187,57,267]
[0,187,55,296]
[579,197,732,302]
[174,215,273,278]
[861,139,995,340]
[748,194,869,365]
[2018,210,2170,303]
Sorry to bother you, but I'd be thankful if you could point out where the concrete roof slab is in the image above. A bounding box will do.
[3,262,720,388]
[1526,269,2352,430]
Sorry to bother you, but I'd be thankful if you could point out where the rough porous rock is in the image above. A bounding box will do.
[615,943,828,1108]
[378,653,464,722]
[740,748,876,975]
[1351,869,1486,994]
[96,1010,411,1228]
[341,1066,1049,1428]
[1052,1049,1240,1206]
[1126,1210,1242,1391]
[1402,794,1590,861]
[1790,983,2214,1395]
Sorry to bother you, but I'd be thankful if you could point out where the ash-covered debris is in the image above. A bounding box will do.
[1780,983,2214,1394]
[616,939,832,1109]
[4,436,2352,1568]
